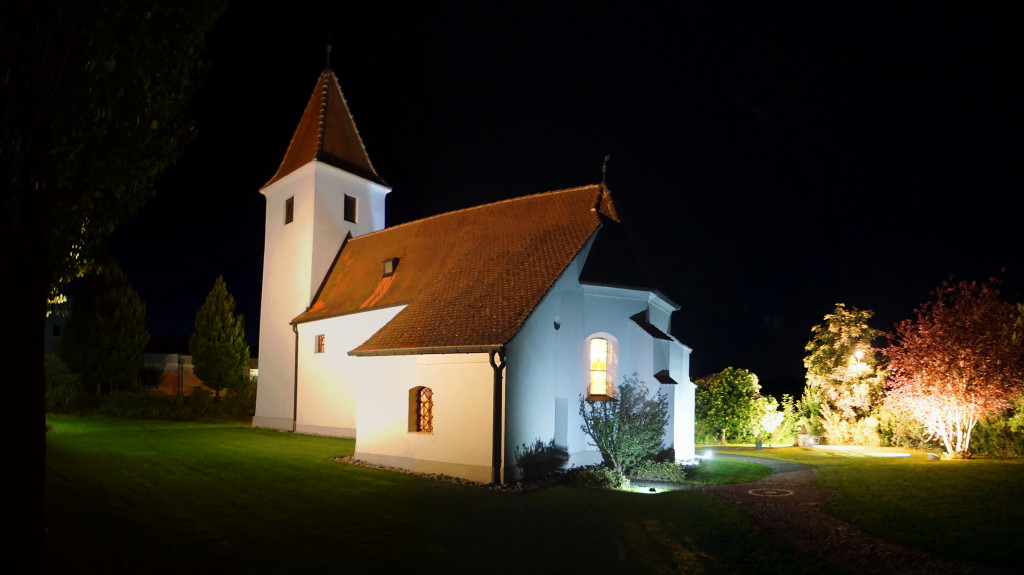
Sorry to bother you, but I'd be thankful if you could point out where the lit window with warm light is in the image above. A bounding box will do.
[587,337,616,400]
[409,386,434,433]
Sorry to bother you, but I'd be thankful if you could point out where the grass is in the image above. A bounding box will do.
[710,444,1024,570]
[46,416,819,575]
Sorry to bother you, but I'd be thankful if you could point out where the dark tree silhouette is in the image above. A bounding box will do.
[0,0,226,555]
[190,276,250,401]
[61,260,150,396]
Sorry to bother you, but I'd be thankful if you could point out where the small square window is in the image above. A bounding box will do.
[314,334,325,354]
[344,194,357,223]
[285,197,294,225]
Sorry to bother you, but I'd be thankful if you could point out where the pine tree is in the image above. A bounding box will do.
[189,276,250,401]
[61,260,150,396]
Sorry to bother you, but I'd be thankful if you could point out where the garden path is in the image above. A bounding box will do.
[702,453,1013,575]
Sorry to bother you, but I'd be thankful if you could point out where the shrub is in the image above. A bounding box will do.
[630,460,693,483]
[514,438,569,481]
[972,397,1024,457]
[562,465,629,490]
[45,355,82,413]
[99,392,191,420]
[579,373,668,475]
[96,389,250,422]
[218,375,257,420]
[876,398,937,450]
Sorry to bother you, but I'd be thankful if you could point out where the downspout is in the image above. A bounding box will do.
[177,355,184,396]
[488,347,507,485]
[292,324,299,432]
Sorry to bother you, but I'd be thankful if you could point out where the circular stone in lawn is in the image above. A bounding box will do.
[747,487,794,497]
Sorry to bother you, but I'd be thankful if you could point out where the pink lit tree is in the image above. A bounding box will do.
[883,277,1024,458]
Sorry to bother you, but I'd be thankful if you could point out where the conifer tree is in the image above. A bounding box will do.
[189,276,250,401]
[61,260,149,396]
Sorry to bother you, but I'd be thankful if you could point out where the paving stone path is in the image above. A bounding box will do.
[700,454,1013,575]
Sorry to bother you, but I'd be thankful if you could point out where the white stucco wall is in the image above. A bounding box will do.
[253,161,389,433]
[294,305,405,437]
[353,353,496,483]
[295,307,497,482]
[503,239,695,481]
[254,166,317,431]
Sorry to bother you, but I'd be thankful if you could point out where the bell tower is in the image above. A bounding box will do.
[253,68,390,432]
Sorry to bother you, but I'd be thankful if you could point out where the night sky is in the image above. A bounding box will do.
[108,3,1022,399]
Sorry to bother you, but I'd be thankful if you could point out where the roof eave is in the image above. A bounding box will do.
[348,344,505,357]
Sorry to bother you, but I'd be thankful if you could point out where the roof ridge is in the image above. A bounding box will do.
[354,184,603,239]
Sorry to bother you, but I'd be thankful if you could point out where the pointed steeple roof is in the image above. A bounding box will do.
[263,69,386,189]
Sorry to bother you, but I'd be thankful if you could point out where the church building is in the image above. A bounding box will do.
[252,68,695,484]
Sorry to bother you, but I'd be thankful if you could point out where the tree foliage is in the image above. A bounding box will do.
[694,367,762,443]
[1,1,225,552]
[803,303,887,445]
[60,260,150,396]
[579,373,669,475]
[189,276,250,400]
[883,277,1024,458]
[2,2,227,299]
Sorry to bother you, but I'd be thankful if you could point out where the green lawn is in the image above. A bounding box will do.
[711,445,1024,570]
[46,417,1023,574]
[45,416,818,575]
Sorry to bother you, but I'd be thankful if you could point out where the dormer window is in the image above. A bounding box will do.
[344,194,357,223]
[383,257,399,277]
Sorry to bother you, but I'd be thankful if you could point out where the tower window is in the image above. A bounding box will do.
[285,197,294,225]
[314,334,325,354]
[344,194,357,223]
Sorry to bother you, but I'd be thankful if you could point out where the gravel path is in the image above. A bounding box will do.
[702,453,1013,575]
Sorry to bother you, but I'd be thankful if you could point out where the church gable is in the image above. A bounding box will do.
[293,184,621,355]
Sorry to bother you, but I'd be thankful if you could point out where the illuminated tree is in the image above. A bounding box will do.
[694,367,762,443]
[189,276,250,402]
[884,277,1024,458]
[60,260,150,396]
[579,374,669,475]
[803,303,887,445]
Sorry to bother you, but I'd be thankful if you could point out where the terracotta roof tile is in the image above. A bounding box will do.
[263,69,385,189]
[293,185,620,355]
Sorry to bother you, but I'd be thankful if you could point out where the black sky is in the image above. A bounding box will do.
[108,3,1023,399]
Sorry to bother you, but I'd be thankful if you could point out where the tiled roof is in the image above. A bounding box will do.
[293,184,620,355]
[263,69,385,189]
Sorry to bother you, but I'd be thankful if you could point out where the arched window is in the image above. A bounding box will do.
[409,386,434,433]
[587,335,617,401]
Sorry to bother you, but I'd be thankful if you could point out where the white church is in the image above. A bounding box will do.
[253,68,695,484]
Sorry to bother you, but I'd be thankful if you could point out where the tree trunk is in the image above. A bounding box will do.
[0,189,49,561]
